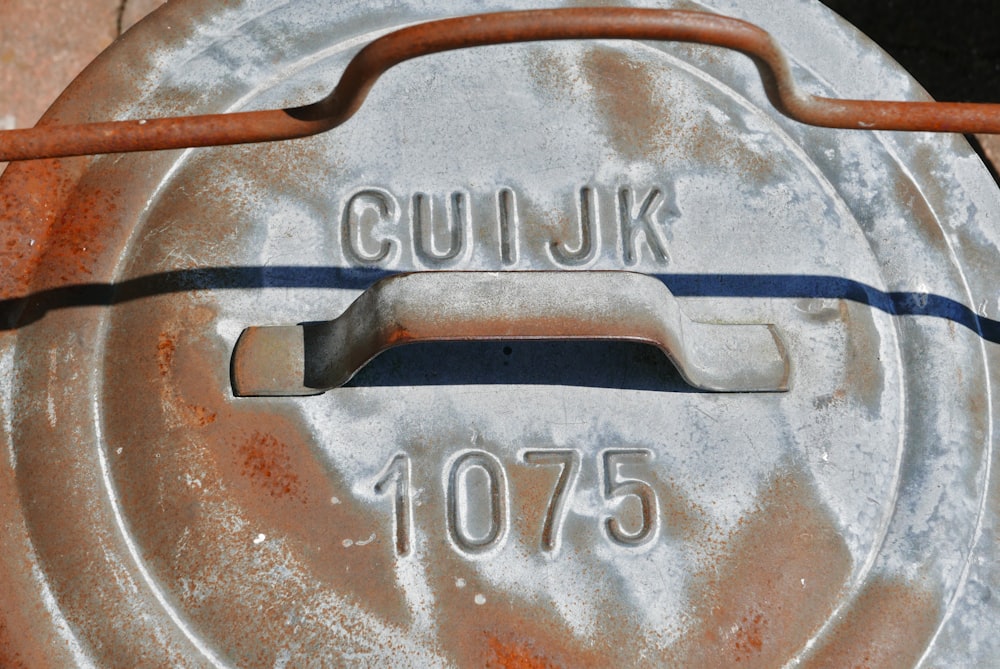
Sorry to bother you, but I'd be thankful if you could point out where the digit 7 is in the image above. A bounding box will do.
[522,449,581,554]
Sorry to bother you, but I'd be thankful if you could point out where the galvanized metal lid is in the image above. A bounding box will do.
[2,0,999,666]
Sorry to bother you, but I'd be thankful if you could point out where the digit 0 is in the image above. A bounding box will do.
[446,450,508,555]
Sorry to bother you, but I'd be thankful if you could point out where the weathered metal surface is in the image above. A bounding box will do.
[1,1,999,667]
[232,271,789,395]
[7,8,1000,162]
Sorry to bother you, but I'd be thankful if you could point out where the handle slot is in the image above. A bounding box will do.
[231,271,789,396]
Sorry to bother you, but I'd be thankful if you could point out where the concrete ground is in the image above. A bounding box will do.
[0,0,164,175]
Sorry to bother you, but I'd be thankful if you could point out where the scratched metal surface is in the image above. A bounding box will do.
[0,0,998,666]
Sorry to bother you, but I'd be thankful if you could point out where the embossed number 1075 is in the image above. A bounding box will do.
[373,448,658,557]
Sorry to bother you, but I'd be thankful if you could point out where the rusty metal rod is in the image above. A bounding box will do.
[2,8,1000,162]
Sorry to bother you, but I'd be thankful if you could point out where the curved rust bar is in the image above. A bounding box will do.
[2,8,1000,162]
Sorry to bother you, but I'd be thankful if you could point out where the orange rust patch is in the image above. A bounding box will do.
[156,331,176,376]
[185,403,217,426]
[102,295,414,657]
[655,473,715,543]
[236,431,301,501]
[527,47,574,93]
[803,578,940,669]
[891,171,950,258]
[384,327,413,345]
[0,618,29,669]
[0,159,82,299]
[424,528,639,666]
[667,469,852,667]
[31,184,120,287]
[154,328,218,426]
[431,596,613,668]
[733,609,766,662]
[571,45,782,185]
[813,387,848,411]
[486,633,561,669]
[0,525,53,669]
[402,425,652,667]
[580,46,675,161]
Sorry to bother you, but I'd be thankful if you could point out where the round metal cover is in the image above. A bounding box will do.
[2,1,999,666]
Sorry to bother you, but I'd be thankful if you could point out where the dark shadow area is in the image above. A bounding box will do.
[821,0,1000,105]
[821,0,1000,180]
[343,339,690,391]
[2,267,997,342]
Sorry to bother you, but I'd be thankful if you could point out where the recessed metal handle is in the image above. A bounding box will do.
[230,271,789,396]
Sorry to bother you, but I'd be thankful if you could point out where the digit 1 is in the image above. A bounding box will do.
[522,449,581,554]
[374,453,412,557]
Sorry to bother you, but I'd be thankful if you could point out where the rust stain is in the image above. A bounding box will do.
[733,609,766,661]
[891,172,950,258]
[155,327,217,426]
[579,46,675,161]
[563,44,783,186]
[665,467,852,667]
[0,490,67,669]
[486,633,561,669]
[101,296,413,664]
[506,455,558,545]
[0,531,59,669]
[0,619,30,669]
[527,48,574,94]
[156,331,176,376]
[12,326,196,663]
[414,429,642,668]
[0,159,82,300]
[384,326,413,346]
[0,154,192,664]
[236,430,301,501]
[813,387,847,411]
[185,403,217,426]
[685,118,781,186]
[30,184,119,288]
[0,464,43,669]
[433,598,611,668]
[656,473,715,543]
[803,578,940,668]
[967,382,987,442]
